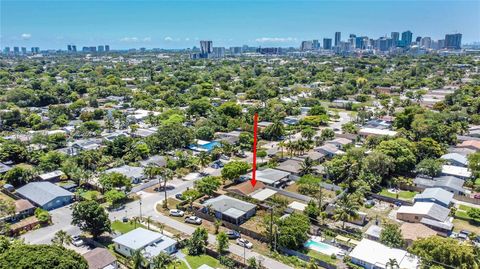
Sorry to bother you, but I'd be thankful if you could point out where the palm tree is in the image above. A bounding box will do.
[159,168,174,209]
[386,258,399,269]
[300,157,315,176]
[51,230,72,246]
[333,195,359,229]
[146,216,152,230]
[278,141,285,159]
[197,151,211,168]
[144,163,161,181]
[130,249,145,269]
[151,252,173,269]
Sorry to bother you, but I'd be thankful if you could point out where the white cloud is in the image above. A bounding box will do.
[120,37,139,42]
[21,33,31,40]
[143,37,152,42]
[185,37,190,41]
[164,36,173,41]
[255,37,297,43]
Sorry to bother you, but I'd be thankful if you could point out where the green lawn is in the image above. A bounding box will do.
[379,189,417,200]
[181,249,222,269]
[475,178,480,186]
[111,220,146,234]
[458,204,475,211]
[307,250,337,265]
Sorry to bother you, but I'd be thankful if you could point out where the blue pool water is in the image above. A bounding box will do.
[201,141,220,151]
[305,239,343,256]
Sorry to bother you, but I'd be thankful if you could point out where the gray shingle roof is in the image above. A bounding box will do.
[414,188,453,207]
[204,195,256,217]
[16,182,73,207]
[441,153,468,166]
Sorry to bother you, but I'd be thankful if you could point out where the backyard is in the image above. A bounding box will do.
[379,189,417,201]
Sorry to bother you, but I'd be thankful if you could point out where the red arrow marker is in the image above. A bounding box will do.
[251,112,258,187]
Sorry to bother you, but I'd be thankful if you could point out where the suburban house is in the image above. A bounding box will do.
[326,137,352,149]
[227,181,266,197]
[358,127,397,138]
[0,162,12,174]
[349,239,419,269]
[441,165,472,180]
[215,131,241,145]
[105,165,145,184]
[413,188,453,208]
[13,199,35,221]
[244,168,290,188]
[139,155,167,168]
[16,182,74,210]
[440,153,468,167]
[38,170,65,182]
[299,150,326,162]
[396,202,453,233]
[275,159,303,178]
[314,144,344,158]
[132,128,157,138]
[83,247,118,269]
[112,228,177,258]
[400,223,438,247]
[413,175,465,195]
[364,225,382,241]
[203,195,256,225]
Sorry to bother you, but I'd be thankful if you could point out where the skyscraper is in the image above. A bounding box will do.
[212,47,225,58]
[13,47,19,54]
[401,31,413,47]
[420,37,432,49]
[3,47,10,54]
[72,45,77,52]
[323,38,333,50]
[300,41,313,51]
[200,40,213,54]
[391,32,400,47]
[312,40,320,50]
[355,37,364,49]
[105,45,110,52]
[21,47,27,54]
[335,32,341,46]
[98,45,105,52]
[444,33,462,49]
[67,45,72,52]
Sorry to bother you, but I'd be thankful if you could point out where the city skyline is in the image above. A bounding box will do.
[1,0,479,49]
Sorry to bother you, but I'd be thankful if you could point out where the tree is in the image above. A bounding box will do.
[304,200,320,222]
[415,138,445,161]
[0,244,88,269]
[131,249,146,269]
[320,128,335,141]
[262,121,284,141]
[276,213,310,250]
[183,189,200,211]
[301,127,315,142]
[467,207,480,222]
[149,123,194,152]
[104,189,127,207]
[3,165,36,187]
[188,227,208,255]
[247,257,260,269]
[151,252,175,269]
[34,208,51,223]
[195,176,221,197]
[221,161,249,182]
[197,151,211,168]
[379,223,405,248]
[0,199,15,220]
[386,258,399,269]
[333,195,359,229]
[300,157,315,176]
[376,138,416,175]
[257,150,267,163]
[341,122,359,134]
[308,105,327,116]
[216,231,229,254]
[52,230,72,246]
[71,200,111,239]
[409,236,479,269]
[415,158,443,179]
[99,172,132,192]
[468,152,480,179]
[159,167,174,208]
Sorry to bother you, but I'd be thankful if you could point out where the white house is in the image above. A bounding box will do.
[349,239,419,269]
[112,228,176,259]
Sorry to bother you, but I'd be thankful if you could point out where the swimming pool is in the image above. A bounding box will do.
[201,141,220,151]
[305,238,344,257]
[189,140,221,152]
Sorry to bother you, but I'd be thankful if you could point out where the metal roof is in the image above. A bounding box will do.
[16,182,73,207]
[413,188,454,207]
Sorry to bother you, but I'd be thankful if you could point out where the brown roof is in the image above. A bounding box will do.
[458,140,480,150]
[15,199,35,213]
[227,181,266,196]
[400,223,437,241]
[83,248,116,269]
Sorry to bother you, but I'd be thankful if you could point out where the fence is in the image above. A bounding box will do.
[265,186,313,203]
[367,193,413,206]
[454,194,480,205]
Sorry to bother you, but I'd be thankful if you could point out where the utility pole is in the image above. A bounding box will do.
[270,205,274,251]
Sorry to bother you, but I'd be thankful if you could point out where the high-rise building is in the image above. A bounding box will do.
[401,31,413,47]
[335,32,341,46]
[72,45,77,52]
[438,39,445,49]
[200,40,213,54]
[67,45,72,52]
[300,41,313,51]
[312,40,320,50]
[3,47,10,54]
[444,33,462,49]
[21,47,27,54]
[355,37,365,49]
[420,37,432,49]
[98,45,105,52]
[13,47,20,54]
[391,32,400,47]
[105,45,110,52]
[212,47,225,58]
[323,38,333,50]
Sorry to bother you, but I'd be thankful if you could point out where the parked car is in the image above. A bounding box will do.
[226,230,241,239]
[220,155,230,161]
[236,238,253,249]
[122,217,128,223]
[235,152,247,158]
[473,193,480,199]
[155,185,175,192]
[185,216,202,225]
[169,209,184,217]
[175,193,184,200]
[72,236,84,247]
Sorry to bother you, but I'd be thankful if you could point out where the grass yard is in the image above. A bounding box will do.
[0,192,14,202]
[306,249,338,265]
[379,189,417,201]
[111,220,146,234]
[452,219,480,234]
[181,249,222,269]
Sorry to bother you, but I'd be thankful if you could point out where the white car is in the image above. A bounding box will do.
[71,236,84,247]
[236,238,253,249]
[169,209,185,217]
[184,216,202,225]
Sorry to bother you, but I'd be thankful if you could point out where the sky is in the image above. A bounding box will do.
[1,0,479,50]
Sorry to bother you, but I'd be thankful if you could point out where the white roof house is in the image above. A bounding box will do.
[245,168,290,186]
[359,127,397,137]
[349,239,419,269]
[112,228,176,258]
[441,165,472,179]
